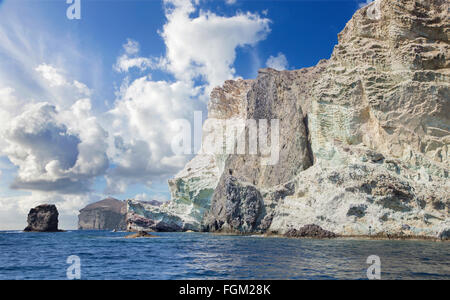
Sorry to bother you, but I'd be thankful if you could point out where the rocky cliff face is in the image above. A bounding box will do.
[78,198,127,230]
[127,79,253,232]
[128,0,449,239]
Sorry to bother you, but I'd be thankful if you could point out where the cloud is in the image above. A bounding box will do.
[114,56,156,73]
[73,80,92,97]
[0,87,25,150]
[0,4,100,109]
[0,0,272,228]
[104,77,203,193]
[161,0,271,90]
[105,0,272,193]
[0,89,108,194]
[114,39,165,73]
[123,39,140,55]
[266,52,289,71]
[35,63,92,98]
[35,64,68,87]
[5,103,81,186]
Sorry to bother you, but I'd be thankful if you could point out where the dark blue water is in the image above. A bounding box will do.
[0,231,448,280]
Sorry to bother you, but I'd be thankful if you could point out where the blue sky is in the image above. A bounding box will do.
[0,0,370,229]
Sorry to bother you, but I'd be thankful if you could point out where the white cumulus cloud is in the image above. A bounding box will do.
[161,0,271,91]
[104,77,203,193]
[0,0,273,229]
[35,64,68,87]
[225,0,237,5]
[266,52,289,71]
[114,39,165,73]
[1,97,108,194]
[105,0,272,193]
[35,63,92,96]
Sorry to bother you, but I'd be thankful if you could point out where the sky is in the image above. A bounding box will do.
[0,0,372,230]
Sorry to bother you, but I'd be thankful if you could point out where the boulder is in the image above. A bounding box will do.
[284,224,337,239]
[204,176,263,233]
[438,228,450,241]
[124,231,156,239]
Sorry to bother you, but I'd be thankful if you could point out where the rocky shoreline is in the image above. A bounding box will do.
[210,231,450,242]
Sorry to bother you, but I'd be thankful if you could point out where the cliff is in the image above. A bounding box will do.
[127,0,449,239]
[78,198,127,230]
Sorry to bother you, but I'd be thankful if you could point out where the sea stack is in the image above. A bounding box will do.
[24,204,61,232]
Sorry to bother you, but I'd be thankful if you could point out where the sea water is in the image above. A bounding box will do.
[0,231,448,280]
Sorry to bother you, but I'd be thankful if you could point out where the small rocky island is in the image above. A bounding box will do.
[124,231,156,239]
[78,198,127,231]
[24,204,62,232]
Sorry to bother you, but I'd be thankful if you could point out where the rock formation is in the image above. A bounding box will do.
[284,225,337,239]
[124,231,156,239]
[24,204,61,232]
[127,79,252,232]
[128,0,449,239]
[78,198,127,230]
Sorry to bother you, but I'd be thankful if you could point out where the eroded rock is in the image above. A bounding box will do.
[347,204,368,218]
[78,198,127,230]
[124,231,156,239]
[128,0,449,240]
[284,224,337,239]
[24,204,61,232]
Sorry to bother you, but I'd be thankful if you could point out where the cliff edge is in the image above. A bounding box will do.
[78,198,127,230]
[128,0,449,239]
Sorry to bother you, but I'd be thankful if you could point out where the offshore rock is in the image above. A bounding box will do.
[78,198,127,231]
[124,231,156,239]
[284,224,337,239]
[438,226,450,241]
[24,204,61,232]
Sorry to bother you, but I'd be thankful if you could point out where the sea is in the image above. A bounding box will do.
[0,230,448,280]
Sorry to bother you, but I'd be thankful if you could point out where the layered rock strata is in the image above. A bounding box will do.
[78,198,127,230]
[128,0,449,239]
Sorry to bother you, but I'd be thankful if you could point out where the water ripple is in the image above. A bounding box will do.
[0,231,448,280]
